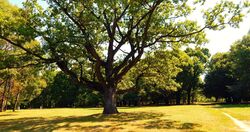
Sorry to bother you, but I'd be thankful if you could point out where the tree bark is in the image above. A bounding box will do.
[191,92,195,104]
[187,87,191,105]
[176,91,181,105]
[5,78,12,111]
[0,80,8,112]
[13,91,20,112]
[103,87,118,114]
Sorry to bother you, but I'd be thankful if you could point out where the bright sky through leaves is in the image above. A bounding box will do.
[9,0,250,55]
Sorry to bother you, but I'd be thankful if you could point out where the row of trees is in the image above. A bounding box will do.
[204,34,250,103]
[2,36,248,110]
[29,47,209,108]
[0,68,46,112]
[0,0,249,114]
[0,27,46,111]
[30,33,250,108]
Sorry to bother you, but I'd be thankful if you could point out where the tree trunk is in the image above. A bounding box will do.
[191,92,195,104]
[215,97,218,102]
[0,80,8,112]
[176,91,181,105]
[183,96,186,104]
[13,91,20,112]
[103,87,119,114]
[165,98,169,105]
[4,79,12,111]
[187,87,191,105]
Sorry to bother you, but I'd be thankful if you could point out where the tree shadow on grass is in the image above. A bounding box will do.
[0,112,202,132]
[0,113,18,117]
[142,119,203,131]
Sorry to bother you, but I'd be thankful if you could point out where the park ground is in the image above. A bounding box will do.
[0,104,249,132]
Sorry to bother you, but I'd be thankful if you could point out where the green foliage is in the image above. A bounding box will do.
[230,35,250,100]
[205,34,250,102]
[31,72,102,108]
[117,49,182,104]
[0,0,249,112]
[0,1,42,70]
[117,48,209,105]
[204,53,236,101]
[75,91,101,107]
[1,0,247,87]
[176,47,210,104]
[0,67,46,110]
[134,50,182,90]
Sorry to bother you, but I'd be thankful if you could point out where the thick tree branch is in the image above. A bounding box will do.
[113,1,162,55]
[0,62,41,71]
[52,0,86,34]
[80,77,104,93]
[112,1,161,80]
[0,36,55,63]
[116,49,144,82]
[56,60,103,92]
[53,0,105,66]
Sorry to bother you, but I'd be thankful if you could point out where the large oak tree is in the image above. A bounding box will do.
[0,0,249,114]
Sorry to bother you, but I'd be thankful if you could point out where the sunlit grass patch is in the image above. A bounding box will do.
[215,104,250,121]
[0,105,244,132]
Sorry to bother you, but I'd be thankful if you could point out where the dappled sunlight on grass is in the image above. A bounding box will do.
[143,119,202,130]
[0,105,246,131]
[0,110,202,132]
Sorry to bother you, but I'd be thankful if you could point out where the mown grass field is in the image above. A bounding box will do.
[215,104,250,126]
[0,104,249,132]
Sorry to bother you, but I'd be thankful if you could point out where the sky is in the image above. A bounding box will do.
[8,0,250,56]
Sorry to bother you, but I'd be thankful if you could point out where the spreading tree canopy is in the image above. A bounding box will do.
[0,0,249,114]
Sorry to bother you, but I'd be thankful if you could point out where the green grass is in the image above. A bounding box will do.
[214,104,250,126]
[0,105,248,132]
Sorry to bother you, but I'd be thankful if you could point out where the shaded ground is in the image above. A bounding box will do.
[0,105,247,132]
[0,112,202,132]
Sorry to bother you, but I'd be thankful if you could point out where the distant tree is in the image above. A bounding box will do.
[118,49,182,105]
[0,67,47,111]
[205,34,250,103]
[230,35,250,101]
[0,0,248,114]
[176,48,210,104]
[204,53,236,102]
[0,24,46,111]
[37,72,79,108]
[0,70,13,112]
[32,72,101,108]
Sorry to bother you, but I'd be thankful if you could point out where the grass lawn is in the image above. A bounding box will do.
[0,105,249,132]
[214,104,250,126]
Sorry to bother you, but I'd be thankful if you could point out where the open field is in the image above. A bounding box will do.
[0,105,249,132]
[215,104,250,127]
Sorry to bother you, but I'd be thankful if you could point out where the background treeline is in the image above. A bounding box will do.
[204,34,250,103]
[0,0,250,111]
[1,34,250,109]
[30,47,210,108]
